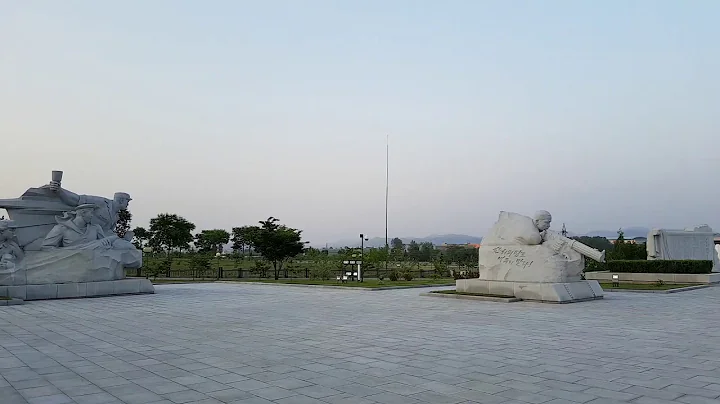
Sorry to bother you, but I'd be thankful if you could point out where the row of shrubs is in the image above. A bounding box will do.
[588,259,713,274]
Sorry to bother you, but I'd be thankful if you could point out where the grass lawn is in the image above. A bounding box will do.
[0,296,10,300]
[599,282,697,290]
[146,278,454,288]
[231,279,455,288]
[430,290,511,298]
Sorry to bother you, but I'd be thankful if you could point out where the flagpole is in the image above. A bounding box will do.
[385,135,389,273]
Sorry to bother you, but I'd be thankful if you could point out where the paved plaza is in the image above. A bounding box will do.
[2,283,720,404]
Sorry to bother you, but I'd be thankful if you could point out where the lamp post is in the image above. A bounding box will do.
[360,233,368,282]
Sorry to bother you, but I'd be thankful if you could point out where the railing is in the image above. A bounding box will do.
[124,267,464,280]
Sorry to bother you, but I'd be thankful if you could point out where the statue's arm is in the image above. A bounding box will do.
[41,226,64,250]
[56,188,81,206]
[10,243,24,261]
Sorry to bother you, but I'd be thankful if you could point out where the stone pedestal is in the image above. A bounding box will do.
[1,278,155,301]
[457,278,603,303]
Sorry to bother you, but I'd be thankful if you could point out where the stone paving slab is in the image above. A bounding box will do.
[1,283,720,404]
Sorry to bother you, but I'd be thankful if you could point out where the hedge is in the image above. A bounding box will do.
[603,260,713,274]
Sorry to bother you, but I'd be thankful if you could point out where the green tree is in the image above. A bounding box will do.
[390,237,404,259]
[131,226,150,249]
[252,217,306,280]
[231,226,259,256]
[572,236,613,253]
[148,213,196,253]
[419,242,436,262]
[606,229,646,261]
[232,226,260,256]
[407,240,421,263]
[115,209,132,238]
[188,253,212,275]
[194,229,230,253]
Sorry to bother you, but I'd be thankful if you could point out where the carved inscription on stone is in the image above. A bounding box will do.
[492,246,534,269]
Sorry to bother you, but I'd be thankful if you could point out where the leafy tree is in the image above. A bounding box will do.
[572,236,613,253]
[194,229,230,253]
[148,213,196,253]
[230,226,253,256]
[432,258,449,278]
[115,209,132,238]
[607,229,646,261]
[252,217,306,280]
[407,240,421,263]
[132,226,150,249]
[231,226,260,256]
[390,237,404,259]
[419,242,436,262]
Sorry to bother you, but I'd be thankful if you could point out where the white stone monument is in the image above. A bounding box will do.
[457,211,605,303]
[647,226,719,272]
[0,170,154,300]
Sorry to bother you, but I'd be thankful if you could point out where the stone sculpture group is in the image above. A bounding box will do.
[0,170,154,300]
[457,210,605,303]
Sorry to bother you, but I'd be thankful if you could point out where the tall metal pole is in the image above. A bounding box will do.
[360,233,364,282]
[385,135,389,274]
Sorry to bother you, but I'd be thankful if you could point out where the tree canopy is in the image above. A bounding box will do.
[194,229,230,253]
[115,209,132,239]
[148,213,196,252]
[249,217,306,280]
[131,226,150,249]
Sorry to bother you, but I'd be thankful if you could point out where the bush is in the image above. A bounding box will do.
[189,254,212,271]
[146,258,171,279]
[388,270,399,281]
[402,270,413,281]
[606,260,712,274]
[453,270,479,280]
[310,266,333,281]
[251,260,271,278]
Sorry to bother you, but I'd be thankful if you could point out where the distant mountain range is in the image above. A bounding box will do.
[323,227,653,248]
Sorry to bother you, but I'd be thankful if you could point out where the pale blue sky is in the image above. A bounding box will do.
[2,1,719,244]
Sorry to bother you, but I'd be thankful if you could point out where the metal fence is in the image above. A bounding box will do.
[124,267,454,280]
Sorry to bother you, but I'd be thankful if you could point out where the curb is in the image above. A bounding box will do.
[603,284,713,294]
[420,292,520,303]
[217,281,455,291]
[0,298,24,306]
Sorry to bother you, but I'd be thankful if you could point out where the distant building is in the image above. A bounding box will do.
[607,236,647,245]
[435,243,481,251]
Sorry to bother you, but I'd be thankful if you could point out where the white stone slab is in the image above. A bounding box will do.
[57,282,87,298]
[113,279,142,294]
[457,279,604,303]
[6,285,26,300]
[26,284,58,300]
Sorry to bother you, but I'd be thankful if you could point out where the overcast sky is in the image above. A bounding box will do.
[2,1,718,244]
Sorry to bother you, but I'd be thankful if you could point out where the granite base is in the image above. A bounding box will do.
[456,279,604,303]
[0,279,155,301]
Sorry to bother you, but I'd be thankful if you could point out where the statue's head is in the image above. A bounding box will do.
[0,220,16,241]
[533,210,552,231]
[75,204,97,224]
[114,192,132,209]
